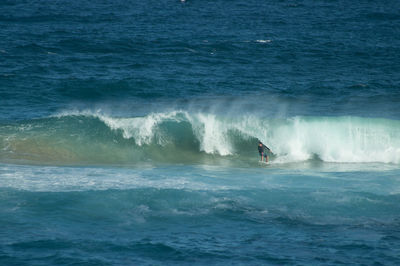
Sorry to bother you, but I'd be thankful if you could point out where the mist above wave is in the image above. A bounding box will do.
[1,109,399,165]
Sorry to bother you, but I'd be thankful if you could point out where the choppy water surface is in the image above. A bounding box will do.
[1,0,400,265]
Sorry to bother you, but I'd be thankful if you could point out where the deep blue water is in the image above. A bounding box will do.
[1,0,400,265]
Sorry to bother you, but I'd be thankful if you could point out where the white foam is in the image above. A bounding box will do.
[188,113,233,155]
[65,110,237,156]
[268,116,400,164]
[53,109,400,164]
[55,110,184,146]
[0,164,241,192]
[256,39,272,43]
[100,112,179,146]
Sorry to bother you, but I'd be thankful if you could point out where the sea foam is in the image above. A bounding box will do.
[2,110,400,165]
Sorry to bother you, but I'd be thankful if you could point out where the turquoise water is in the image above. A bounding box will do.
[1,163,400,265]
[1,0,400,265]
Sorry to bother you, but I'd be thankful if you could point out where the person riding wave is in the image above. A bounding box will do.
[258,141,271,162]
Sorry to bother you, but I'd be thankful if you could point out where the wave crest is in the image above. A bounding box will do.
[1,110,400,165]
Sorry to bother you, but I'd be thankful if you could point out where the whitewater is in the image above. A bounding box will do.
[1,110,399,166]
[2,107,399,265]
[1,0,400,265]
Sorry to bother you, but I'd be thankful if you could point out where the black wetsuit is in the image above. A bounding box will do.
[258,143,269,156]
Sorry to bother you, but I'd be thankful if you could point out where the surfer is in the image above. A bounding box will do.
[258,141,271,162]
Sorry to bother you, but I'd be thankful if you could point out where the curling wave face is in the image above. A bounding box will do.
[1,110,399,166]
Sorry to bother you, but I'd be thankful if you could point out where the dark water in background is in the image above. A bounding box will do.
[1,0,400,265]
[1,0,400,120]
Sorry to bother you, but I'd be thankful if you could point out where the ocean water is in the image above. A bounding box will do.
[1,0,400,265]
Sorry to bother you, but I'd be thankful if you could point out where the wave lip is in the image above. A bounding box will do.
[1,111,400,165]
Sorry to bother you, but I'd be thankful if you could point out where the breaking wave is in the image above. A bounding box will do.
[1,110,399,165]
